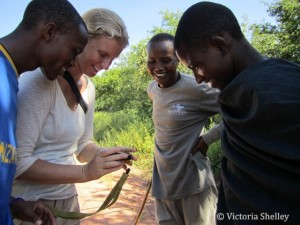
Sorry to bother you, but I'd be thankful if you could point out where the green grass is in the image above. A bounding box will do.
[94,111,154,179]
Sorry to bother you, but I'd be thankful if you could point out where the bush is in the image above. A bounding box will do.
[207,140,222,183]
[94,110,145,142]
[94,110,154,178]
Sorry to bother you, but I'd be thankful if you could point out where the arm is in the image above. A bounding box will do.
[16,75,134,183]
[192,83,223,156]
[201,121,224,145]
[15,71,89,183]
[196,83,221,115]
[15,71,54,178]
[192,122,224,156]
[17,148,133,184]
[75,79,137,170]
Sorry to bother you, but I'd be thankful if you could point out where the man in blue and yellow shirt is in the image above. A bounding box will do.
[0,0,88,224]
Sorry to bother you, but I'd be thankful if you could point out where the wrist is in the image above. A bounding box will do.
[81,164,90,182]
[82,164,98,182]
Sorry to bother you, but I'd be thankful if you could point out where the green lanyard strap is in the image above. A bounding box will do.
[47,169,130,220]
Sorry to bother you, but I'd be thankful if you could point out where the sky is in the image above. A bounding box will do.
[0,0,275,49]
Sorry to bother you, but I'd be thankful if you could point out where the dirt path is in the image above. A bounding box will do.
[76,169,155,225]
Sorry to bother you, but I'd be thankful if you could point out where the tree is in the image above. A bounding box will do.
[92,66,152,117]
[249,0,300,63]
[151,10,182,35]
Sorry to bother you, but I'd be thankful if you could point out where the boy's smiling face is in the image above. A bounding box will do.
[147,40,179,88]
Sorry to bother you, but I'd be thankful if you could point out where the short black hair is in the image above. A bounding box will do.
[174,1,244,50]
[148,33,174,44]
[20,0,86,32]
[147,33,179,61]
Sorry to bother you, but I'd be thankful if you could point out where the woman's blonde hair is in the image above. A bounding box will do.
[82,8,129,47]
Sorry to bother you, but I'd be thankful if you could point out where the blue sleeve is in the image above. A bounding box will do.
[0,52,18,225]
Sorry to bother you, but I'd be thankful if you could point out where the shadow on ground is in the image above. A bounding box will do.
[76,170,155,225]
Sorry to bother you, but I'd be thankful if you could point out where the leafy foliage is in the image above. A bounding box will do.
[248,0,300,63]
[207,141,222,178]
[92,67,152,117]
[151,10,181,35]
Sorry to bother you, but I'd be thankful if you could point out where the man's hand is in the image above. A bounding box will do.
[10,199,56,225]
[191,136,208,156]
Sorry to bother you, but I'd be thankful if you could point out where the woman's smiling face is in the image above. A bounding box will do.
[76,36,125,77]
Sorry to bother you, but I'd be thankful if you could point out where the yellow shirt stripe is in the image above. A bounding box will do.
[0,43,18,77]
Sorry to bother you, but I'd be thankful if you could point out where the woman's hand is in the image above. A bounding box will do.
[82,147,137,181]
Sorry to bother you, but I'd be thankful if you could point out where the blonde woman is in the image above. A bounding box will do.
[12,8,135,225]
